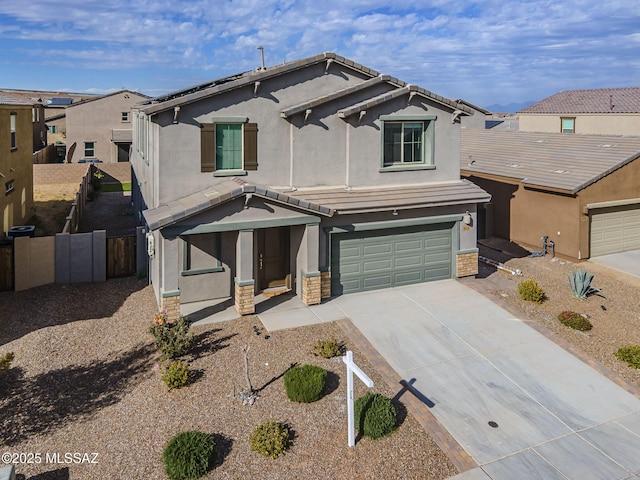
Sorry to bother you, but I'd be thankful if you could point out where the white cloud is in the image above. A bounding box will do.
[0,0,639,106]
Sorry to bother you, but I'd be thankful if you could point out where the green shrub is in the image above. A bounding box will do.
[163,430,216,480]
[162,361,190,390]
[557,311,592,331]
[354,392,397,439]
[250,420,292,459]
[518,279,545,303]
[284,364,327,403]
[568,269,600,299]
[311,338,344,359]
[614,345,640,369]
[0,352,14,376]
[149,313,193,360]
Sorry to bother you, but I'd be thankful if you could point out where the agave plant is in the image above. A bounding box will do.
[568,269,600,300]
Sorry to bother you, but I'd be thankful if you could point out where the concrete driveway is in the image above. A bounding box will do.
[589,249,640,279]
[331,280,640,480]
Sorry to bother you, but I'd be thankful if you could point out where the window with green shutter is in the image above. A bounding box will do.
[200,121,258,174]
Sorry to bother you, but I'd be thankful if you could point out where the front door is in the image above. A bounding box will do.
[258,227,290,290]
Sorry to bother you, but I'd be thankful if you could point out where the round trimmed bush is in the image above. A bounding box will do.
[162,360,190,390]
[557,311,592,331]
[250,420,293,459]
[518,279,545,303]
[615,345,640,369]
[284,364,327,403]
[354,392,397,439]
[163,430,216,480]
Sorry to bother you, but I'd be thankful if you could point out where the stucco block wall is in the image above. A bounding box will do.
[14,236,55,291]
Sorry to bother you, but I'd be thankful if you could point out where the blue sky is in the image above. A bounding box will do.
[0,0,638,109]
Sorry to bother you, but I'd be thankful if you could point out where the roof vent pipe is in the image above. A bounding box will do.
[258,45,266,71]
[610,94,614,112]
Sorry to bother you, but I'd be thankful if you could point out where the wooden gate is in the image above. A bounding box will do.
[107,235,136,278]
[0,243,13,291]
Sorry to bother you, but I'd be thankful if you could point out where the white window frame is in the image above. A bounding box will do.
[84,141,96,157]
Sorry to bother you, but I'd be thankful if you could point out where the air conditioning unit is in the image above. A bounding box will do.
[8,225,36,238]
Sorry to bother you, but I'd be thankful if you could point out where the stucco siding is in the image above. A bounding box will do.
[0,103,34,236]
[519,113,640,136]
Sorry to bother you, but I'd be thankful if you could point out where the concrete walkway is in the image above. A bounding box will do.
[330,280,640,480]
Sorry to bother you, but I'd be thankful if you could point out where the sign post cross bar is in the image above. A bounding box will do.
[342,350,374,447]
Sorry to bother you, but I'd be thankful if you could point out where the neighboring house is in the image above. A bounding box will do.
[518,87,640,136]
[64,90,149,163]
[455,99,492,130]
[0,94,34,237]
[461,129,640,260]
[130,52,490,318]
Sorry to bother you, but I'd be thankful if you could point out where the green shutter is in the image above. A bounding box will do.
[244,123,258,170]
[200,123,215,172]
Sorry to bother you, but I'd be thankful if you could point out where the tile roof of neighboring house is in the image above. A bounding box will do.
[518,87,640,114]
[461,130,640,194]
[0,88,98,105]
[282,181,490,214]
[0,93,31,106]
[138,52,474,117]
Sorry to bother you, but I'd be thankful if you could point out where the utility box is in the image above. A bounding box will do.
[8,226,36,238]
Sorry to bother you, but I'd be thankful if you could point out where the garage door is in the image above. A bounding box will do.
[331,223,453,295]
[590,206,640,257]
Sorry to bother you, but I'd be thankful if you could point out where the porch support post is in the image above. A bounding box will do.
[235,229,255,315]
[301,223,321,305]
[160,234,181,320]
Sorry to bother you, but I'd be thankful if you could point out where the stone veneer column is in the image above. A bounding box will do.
[161,292,181,321]
[301,270,321,306]
[235,278,255,315]
[320,270,331,299]
[235,229,255,315]
[456,250,479,277]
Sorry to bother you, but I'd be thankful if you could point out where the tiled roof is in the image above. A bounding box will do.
[519,87,640,114]
[281,180,490,214]
[461,130,640,194]
[143,179,333,231]
[139,52,473,117]
[0,93,31,106]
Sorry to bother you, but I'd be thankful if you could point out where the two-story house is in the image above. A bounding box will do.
[518,87,640,136]
[65,90,149,163]
[130,53,490,318]
[0,94,34,237]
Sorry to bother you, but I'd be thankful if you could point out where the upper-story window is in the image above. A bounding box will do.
[200,118,257,175]
[5,180,14,195]
[561,117,575,134]
[10,113,17,150]
[379,115,436,171]
[122,112,129,122]
[84,141,95,157]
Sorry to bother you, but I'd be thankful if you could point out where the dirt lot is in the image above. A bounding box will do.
[31,184,78,236]
[1,243,639,479]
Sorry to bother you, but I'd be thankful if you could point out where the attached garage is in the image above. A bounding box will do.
[331,223,454,295]
[590,205,640,256]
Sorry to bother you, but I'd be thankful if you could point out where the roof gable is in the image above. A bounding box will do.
[139,52,472,117]
[519,87,640,114]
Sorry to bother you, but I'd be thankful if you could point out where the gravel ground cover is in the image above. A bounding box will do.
[0,278,455,480]
[2,241,640,480]
[472,240,640,388]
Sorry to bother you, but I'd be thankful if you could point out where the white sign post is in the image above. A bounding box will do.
[343,350,374,447]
